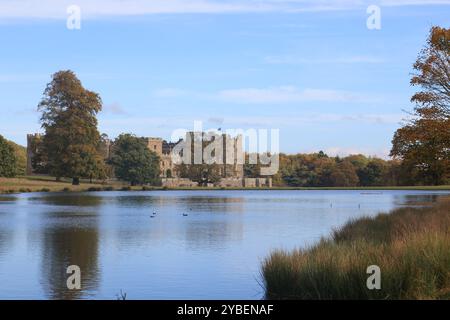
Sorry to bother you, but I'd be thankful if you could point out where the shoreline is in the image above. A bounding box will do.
[1,176,450,195]
[262,196,450,299]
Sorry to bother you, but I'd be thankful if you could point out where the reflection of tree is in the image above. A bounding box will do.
[181,196,245,213]
[184,220,243,250]
[394,194,440,206]
[30,194,103,207]
[182,196,245,249]
[0,228,13,259]
[0,198,15,258]
[41,224,100,300]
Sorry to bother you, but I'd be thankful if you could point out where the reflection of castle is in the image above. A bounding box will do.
[26,132,272,188]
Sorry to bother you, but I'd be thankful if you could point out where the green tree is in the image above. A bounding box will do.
[391,27,450,185]
[0,134,18,177]
[109,134,160,186]
[38,70,106,185]
[358,158,388,186]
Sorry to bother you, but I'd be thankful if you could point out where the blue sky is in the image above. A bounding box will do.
[0,0,449,158]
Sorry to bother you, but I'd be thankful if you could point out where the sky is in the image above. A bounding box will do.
[0,0,449,158]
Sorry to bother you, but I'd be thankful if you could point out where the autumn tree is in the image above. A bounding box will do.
[109,134,160,186]
[329,160,359,187]
[391,27,450,185]
[0,134,18,177]
[38,70,106,185]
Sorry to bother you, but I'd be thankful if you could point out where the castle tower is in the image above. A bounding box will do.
[146,137,163,157]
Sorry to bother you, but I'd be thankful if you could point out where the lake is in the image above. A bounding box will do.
[0,190,448,299]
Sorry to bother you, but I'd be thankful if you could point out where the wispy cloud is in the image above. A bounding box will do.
[218,86,376,104]
[152,88,192,98]
[264,55,385,65]
[0,0,448,19]
[0,73,48,83]
[102,102,128,115]
[381,0,450,6]
[321,146,391,159]
[219,113,403,126]
[151,85,379,104]
[100,113,403,129]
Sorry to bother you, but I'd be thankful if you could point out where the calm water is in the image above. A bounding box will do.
[0,190,448,300]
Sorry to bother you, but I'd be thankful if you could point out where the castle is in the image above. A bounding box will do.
[26,132,272,188]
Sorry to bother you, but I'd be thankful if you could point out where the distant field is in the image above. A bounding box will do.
[0,176,123,193]
[1,176,450,194]
[267,185,450,191]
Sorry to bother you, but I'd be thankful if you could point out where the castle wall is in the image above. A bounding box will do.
[217,178,243,188]
[161,178,198,188]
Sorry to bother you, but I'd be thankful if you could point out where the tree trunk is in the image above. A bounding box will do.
[72,177,80,185]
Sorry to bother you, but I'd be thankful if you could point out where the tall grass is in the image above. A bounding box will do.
[262,199,450,299]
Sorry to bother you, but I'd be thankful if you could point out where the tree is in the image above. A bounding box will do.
[0,134,18,177]
[358,158,388,186]
[410,26,450,116]
[109,134,160,186]
[391,27,450,185]
[177,163,222,186]
[329,160,359,187]
[38,70,106,185]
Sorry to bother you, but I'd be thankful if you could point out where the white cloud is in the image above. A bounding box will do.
[0,0,448,19]
[218,86,374,103]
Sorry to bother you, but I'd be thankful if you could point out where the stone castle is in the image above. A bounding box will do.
[26,132,272,188]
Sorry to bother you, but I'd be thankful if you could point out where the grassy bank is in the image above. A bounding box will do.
[262,198,450,299]
[0,176,121,194]
[1,176,450,194]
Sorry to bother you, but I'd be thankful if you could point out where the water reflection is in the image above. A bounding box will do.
[40,221,100,299]
[394,194,441,206]
[29,194,104,207]
[184,220,244,249]
[0,190,448,299]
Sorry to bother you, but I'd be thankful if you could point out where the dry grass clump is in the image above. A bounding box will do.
[262,199,450,299]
